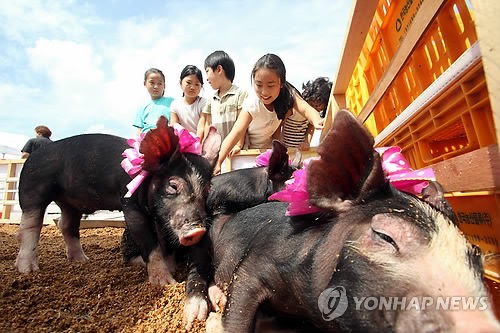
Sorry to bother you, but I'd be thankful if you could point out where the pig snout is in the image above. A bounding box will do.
[179,227,206,246]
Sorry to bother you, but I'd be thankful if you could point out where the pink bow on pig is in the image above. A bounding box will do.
[120,124,201,198]
[375,146,435,196]
[269,147,435,216]
[121,133,150,198]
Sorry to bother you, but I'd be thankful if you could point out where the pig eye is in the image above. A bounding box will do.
[166,182,178,195]
[372,228,399,251]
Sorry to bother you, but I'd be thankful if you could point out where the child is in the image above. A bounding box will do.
[197,51,248,148]
[21,125,53,158]
[282,77,333,150]
[302,77,332,118]
[133,68,174,135]
[213,53,324,175]
[170,65,207,137]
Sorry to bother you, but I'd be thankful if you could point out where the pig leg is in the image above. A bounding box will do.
[122,229,175,272]
[147,247,176,285]
[205,312,224,333]
[122,202,175,285]
[221,274,270,332]
[57,204,88,262]
[15,209,45,272]
[184,236,213,329]
[208,282,226,311]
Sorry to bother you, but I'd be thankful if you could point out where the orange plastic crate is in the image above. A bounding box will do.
[346,0,478,137]
[376,62,496,169]
[446,192,500,255]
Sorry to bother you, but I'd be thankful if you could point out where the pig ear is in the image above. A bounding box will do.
[268,140,288,181]
[421,181,458,224]
[307,110,386,211]
[140,116,180,171]
[290,148,302,169]
[201,126,221,167]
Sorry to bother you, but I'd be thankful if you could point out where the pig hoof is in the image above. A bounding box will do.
[183,295,209,330]
[15,257,39,273]
[67,252,89,263]
[205,312,223,333]
[208,283,226,311]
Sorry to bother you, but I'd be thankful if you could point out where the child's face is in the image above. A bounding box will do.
[253,68,282,107]
[205,67,219,90]
[180,74,202,99]
[144,73,164,99]
[308,100,327,112]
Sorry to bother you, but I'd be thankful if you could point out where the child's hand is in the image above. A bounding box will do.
[213,163,221,175]
[298,142,310,151]
[229,145,241,157]
[313,117,324,130]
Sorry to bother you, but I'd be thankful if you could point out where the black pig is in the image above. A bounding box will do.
[206,140,301,215]
[15,116,221,286]
[191,110,500,332]
[183,140,300,326]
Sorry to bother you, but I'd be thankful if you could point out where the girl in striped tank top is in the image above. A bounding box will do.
[282,77,332,150]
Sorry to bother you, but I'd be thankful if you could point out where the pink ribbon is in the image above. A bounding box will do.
[121,133,149,198]
[269,147,435,216]
[254,149,292,167]
[255,150,273,167]
[173,123,201,155]
[375,146,435,196]
[121,124,201,198]
[268,158,321,216]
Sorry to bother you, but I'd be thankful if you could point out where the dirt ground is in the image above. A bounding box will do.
[0,224,207,333]
[2,223,500,333]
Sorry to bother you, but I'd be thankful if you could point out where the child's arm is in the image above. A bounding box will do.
[204,114,212,141]
[214,111,253,175]
[230,135,245,157]
[170,112,180,126]
[293,95,324,129]
[229,107,246,156]
[196,113,207,141]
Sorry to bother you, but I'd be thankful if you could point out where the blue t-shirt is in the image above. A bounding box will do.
[133,96,174,133]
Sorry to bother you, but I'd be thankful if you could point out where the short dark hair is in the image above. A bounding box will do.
[204,51,235,82]
[35,125,52,138]
[302,77,332,106]
[180,65,203,85]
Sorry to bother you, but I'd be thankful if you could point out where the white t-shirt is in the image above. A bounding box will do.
[170,96,207,133]
[242,93,282,148]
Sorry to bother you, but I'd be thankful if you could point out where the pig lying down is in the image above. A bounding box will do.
[206,140,301,216]
[15,116,221,285]
[188,110,500,332]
